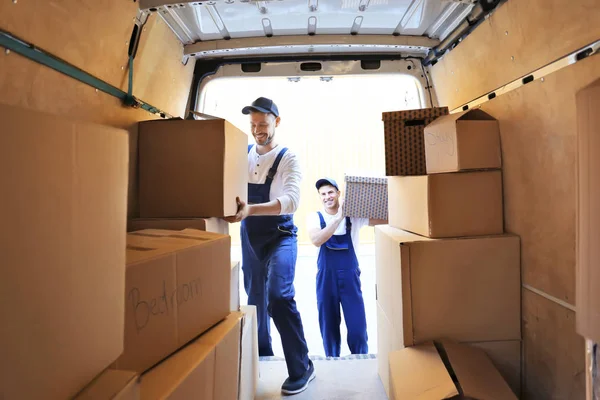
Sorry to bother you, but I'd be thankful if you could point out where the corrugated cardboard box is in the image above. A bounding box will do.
[388,171,504,238]
[577,78,600,343]
[231,261,241,312]
[375,225,521,346]
[0,104,128,400]
[344,175,388,220]
[239,306,259,400]
[74,370,139,400]
[139,118,248,218]
[114,229,231,372]
[128,218,229,235]
[424,109,501,174]
[382,106,449,176]
[140,312,243,400]
[388,342,517,400]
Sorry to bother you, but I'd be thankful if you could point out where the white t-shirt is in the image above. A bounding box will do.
[248,145,301,215]
[306,211,369,254]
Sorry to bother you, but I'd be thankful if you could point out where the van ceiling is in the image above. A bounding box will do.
[138,0,501,62]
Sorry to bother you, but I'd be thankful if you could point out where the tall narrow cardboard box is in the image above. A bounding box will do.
[1,104,128,399]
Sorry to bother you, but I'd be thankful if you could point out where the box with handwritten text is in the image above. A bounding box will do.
[423,109,502,174]
[113,229,231,373]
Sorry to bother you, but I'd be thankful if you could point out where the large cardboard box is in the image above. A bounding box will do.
[577,78,600,342]
[424,109,501,174]
[74,370,140,400]
[388,342,517,400]
[388,171,504,238]
[231,261,241,312]
[114,229,231,372]
[139,118,248,218]
[140,312,243,400]
[344,175,388,220]
[375,225,521,347]
[128,217,229,235]
[382,106,449,176]
[0,104,128,399]
[239,306,259,400]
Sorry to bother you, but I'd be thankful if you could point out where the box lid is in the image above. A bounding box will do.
[344,175,388,185]
[382,106,449,122]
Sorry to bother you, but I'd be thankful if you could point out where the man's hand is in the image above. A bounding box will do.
[224,197,250,223]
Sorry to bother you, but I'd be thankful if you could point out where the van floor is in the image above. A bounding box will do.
[256,356,387,400]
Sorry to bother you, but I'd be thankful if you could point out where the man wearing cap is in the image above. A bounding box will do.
[226,97,314,395]
[307,178,386,358]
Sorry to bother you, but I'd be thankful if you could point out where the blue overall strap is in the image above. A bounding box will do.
[317,211,326,229]
[345,216,352,232]
[248,144,254,153]
[266,147,288,181]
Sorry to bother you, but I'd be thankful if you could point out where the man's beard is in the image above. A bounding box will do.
[258,132,274,146]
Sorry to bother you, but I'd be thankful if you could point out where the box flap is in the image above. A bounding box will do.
[389,343,458,399]
[375,225,434,244]
[425,109,496,129]
[443,342,517,400]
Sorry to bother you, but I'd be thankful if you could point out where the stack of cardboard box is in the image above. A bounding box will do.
[376,108,522,399]
[2,106,259,399]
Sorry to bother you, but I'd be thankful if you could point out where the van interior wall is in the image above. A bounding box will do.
[430,0,600,398]
[0,1,196,217]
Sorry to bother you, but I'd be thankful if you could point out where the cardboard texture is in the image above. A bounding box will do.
[389,342,517,400]
[231,261,241,312]
[140,312,243,400]
[577,78,600,342]
[75,369,140,400]
[424,109,502,174]
[377,301,400,398]
[388,171,504,238]
[138,118,248,218]
[239,306,259,400]
[115,229,231,372]
[470,341,522,397]
[382,106,449,176]
[343,175,388,220]
[375,225,521,347]
[0,104,128,400]
[128,218,229,235]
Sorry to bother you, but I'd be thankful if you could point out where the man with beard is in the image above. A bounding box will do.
[226,97,314,395]
[307,177,386,358]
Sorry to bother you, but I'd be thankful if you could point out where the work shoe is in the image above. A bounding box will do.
[281,360,316,395]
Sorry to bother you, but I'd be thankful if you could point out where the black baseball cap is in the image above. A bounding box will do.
[242,97,279,117]
[316,178,339,191]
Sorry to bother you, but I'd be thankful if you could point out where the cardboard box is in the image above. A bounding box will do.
[239,306,259,400]
[376,301,396,398]
[388,171,504,238]
[388,342,517,399]
[0,104,128,399]
[375,225,521,346]
[424,109,501,174]
[74,370,139,400]
[114,229,231,372]
[382,106,449,176]
[140,312,243,400]
[139,118,248,218]
[231,261,241,312]
[128,218,229,235]
[577,78,600,342]
[344,175,388,220]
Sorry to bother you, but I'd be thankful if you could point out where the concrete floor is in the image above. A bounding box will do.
[233,243,378,358]
[256,357,387,400]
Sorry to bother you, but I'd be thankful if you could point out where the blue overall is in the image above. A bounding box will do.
[241,145,310,379]
[316,212,368,357]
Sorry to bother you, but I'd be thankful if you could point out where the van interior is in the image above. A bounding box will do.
[2,0,600,399]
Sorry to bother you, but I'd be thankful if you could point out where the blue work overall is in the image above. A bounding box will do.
[316,212,368,357]
[240,145,310,379]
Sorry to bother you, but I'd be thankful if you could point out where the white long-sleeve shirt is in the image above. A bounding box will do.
[247,145,301,215]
